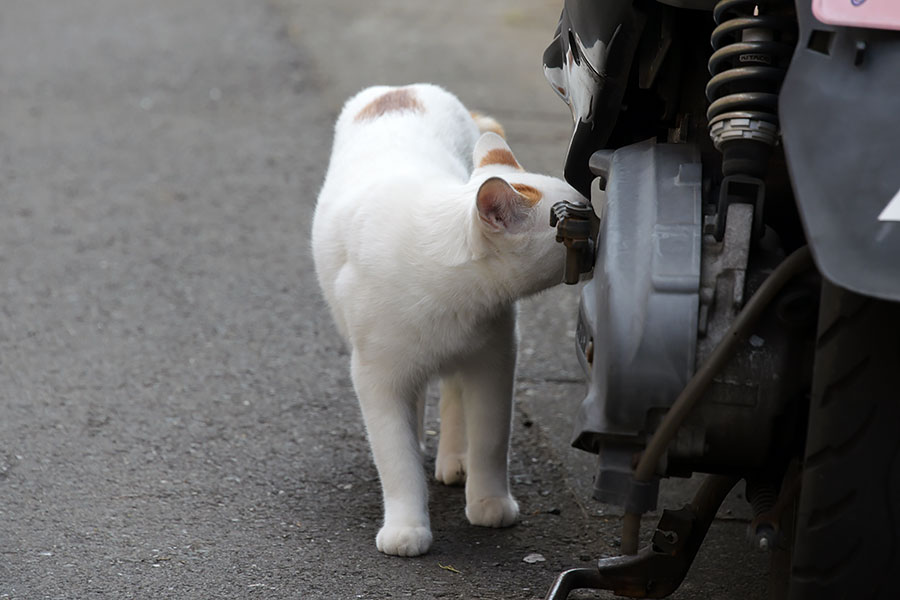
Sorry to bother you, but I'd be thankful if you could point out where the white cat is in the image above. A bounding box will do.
[311,83,583,556]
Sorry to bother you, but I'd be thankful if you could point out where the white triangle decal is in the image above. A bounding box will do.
[878,188,900,222]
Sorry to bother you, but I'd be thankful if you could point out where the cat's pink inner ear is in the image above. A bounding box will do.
[476,177,529,232]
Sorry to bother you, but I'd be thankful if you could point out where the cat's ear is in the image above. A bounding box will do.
[472,132,523,172]
[476,177,533,233]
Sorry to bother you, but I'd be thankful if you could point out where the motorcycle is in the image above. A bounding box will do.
[539,1,900,598]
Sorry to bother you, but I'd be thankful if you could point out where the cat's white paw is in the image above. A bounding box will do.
[434,453,466,485]
[465,495,519,528]
[376,524,433,557]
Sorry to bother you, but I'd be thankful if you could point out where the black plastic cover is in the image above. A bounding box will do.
[780,1,900,300]
[543,0,646,196]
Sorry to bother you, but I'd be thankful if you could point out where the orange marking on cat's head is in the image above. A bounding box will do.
[511,183,542,206]
[355,88,424,121]
[478,148,521,170]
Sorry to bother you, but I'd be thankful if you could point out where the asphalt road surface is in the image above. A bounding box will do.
[1,1,768,598]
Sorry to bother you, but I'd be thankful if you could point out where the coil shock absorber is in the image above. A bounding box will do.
[706,0,796,242]
[707,0,795,179]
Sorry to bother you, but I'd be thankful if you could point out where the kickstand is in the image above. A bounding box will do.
[543,475,739,600]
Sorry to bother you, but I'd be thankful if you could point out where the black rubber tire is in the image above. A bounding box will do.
[788,281,900,600]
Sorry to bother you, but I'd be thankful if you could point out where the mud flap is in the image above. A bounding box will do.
[779,0,900,300]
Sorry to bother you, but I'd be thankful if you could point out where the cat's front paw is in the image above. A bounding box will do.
[465,495,519,528]
[434,453,466,486]
[376,523,433,557]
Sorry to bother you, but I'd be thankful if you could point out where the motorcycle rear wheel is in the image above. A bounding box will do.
[788,281,900,600]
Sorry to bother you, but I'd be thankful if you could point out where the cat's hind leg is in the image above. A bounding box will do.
[435,375,466,485]
[351,352,432,556]
[458,310,519,528]
[416,387,426,455]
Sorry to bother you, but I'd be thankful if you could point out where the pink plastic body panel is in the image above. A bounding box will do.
[813,0,900,32]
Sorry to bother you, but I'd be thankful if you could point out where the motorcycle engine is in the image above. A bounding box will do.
[546,0,815,514]
[572,138,816,512]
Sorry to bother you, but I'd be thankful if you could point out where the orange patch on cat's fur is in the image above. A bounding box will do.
[511,184,542,206]
[470,111,506,139]
[478,149,522,170]
[355,88,424,121]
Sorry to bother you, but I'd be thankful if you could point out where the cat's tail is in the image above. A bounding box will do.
[470,111,506,139]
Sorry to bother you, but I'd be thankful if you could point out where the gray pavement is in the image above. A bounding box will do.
[1,1,767,598]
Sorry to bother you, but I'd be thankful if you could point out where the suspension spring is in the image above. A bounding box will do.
[746,479,778,516]
[706,0,796,174]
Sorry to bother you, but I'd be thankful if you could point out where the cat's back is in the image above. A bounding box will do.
[328,84,479,178]
[312,84,481,337]
[314,84,479,274]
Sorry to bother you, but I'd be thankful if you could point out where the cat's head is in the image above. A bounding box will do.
[468,132,587,295]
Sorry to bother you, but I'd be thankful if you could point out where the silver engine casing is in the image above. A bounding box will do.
[573,139,813,511]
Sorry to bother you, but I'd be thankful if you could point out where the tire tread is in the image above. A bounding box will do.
[788,283,900,600]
